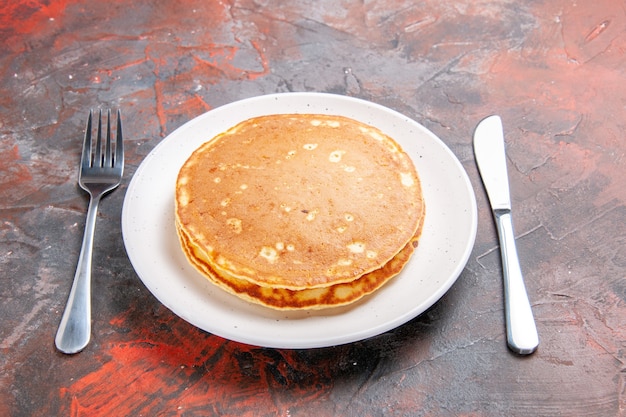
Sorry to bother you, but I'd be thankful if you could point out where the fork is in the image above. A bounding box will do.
[55,109,124,354]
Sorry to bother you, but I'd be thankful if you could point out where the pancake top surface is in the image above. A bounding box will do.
[176,114,423,289]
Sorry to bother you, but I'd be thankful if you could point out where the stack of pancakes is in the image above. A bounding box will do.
[175,113,425,310]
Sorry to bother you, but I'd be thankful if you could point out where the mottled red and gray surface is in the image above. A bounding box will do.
[1,1,625,416]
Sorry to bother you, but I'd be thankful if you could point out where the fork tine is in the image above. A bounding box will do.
[82,111,93,170]
[94,109,103,167]
[115,109,124,168]
[104,109,112,167]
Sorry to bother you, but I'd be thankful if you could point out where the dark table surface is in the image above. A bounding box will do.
[1,1,625,416]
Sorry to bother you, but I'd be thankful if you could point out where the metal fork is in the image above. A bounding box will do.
[55,109,124,354]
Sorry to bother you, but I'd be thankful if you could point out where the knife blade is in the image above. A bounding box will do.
[473,115,539,355]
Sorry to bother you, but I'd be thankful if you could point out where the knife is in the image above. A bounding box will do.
[473,115,539,355]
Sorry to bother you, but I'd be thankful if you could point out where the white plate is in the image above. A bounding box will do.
[122,93,477,349]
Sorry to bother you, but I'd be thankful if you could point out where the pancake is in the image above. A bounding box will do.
[176,211,424,310]
[175,113,424,291]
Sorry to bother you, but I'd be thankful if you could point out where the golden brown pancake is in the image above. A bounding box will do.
[175,113,424,293]
[177,212,424,310]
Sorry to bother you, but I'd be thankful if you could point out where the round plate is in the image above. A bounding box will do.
[122,93,477,349]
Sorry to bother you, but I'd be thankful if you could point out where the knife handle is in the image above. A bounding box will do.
[494,210,539,354]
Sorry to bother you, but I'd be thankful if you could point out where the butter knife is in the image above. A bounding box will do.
[473,115,539,355]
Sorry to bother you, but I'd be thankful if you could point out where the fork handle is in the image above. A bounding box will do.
[55,194,101,354]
